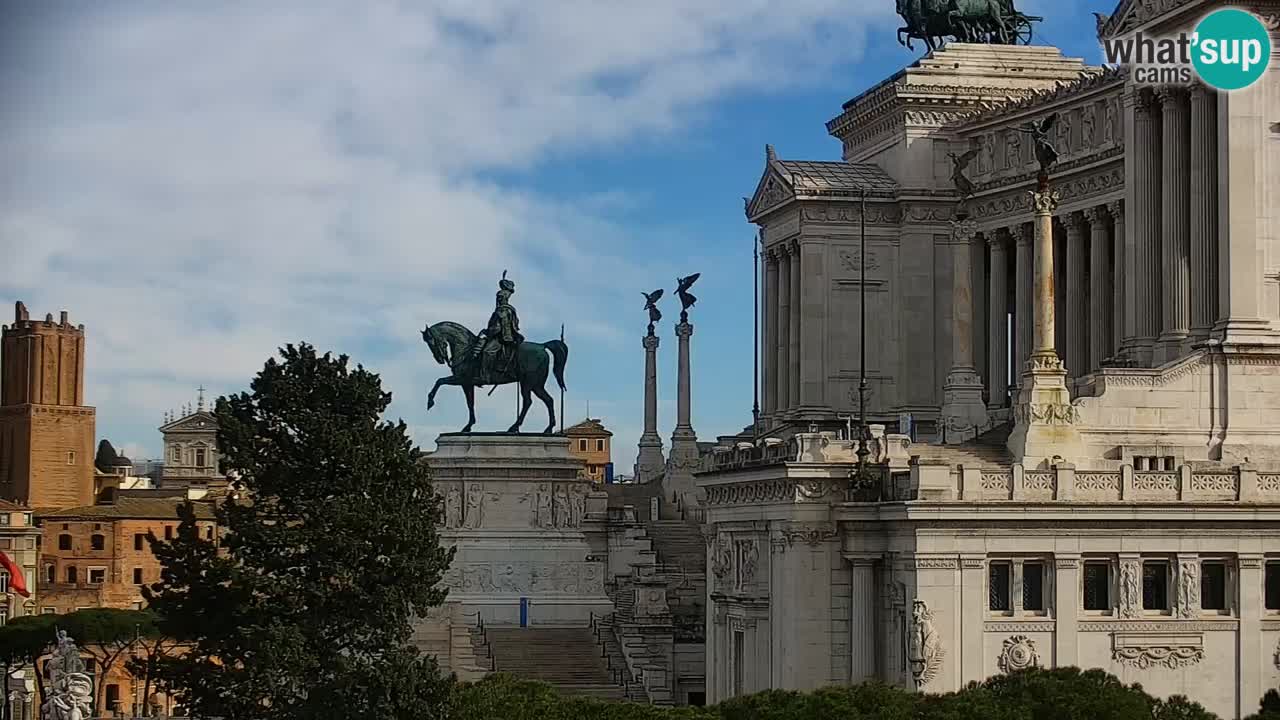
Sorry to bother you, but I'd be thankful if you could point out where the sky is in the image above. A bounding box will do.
[0,0,1114,466]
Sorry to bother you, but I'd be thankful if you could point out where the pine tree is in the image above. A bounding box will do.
[144,343,455,719]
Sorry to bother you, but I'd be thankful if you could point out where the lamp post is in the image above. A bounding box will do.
[850,188,879,500]
[752,235,761,440]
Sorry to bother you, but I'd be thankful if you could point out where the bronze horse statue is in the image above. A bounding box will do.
[896,0,1025,51]
[422,321,568,434]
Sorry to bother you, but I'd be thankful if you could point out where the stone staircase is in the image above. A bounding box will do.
[480,626,627,701]
[593,613,649,703]
[916,423,1014,470]
[646,520,706,642]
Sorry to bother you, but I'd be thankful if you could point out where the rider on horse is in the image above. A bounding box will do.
[473,270,525,383]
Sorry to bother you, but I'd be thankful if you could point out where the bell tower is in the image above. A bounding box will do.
[0,301,96,509]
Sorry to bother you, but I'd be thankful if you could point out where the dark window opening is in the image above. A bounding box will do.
[1143,561,1169,611]
[164,526,173,540]
[1201,562,1227,611]
[989,561,1011,612]
[1266,563,1280,611]
[91,534,105,551]
[1083,561,1110,611]
[58,534,72,551]
[133,568,144,585]
[65,566,77,584]
[1023,562,1045,611]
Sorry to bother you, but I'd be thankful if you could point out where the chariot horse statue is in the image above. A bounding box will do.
[422,271,568,434]
[896,0,1039,51]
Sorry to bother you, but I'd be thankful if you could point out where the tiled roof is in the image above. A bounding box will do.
[776,161,898,194]
[564,418,612,437]
[38,496,216,521]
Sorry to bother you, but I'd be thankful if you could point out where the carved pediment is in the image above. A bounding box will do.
[746,149,797,221]
[160,411,218,434]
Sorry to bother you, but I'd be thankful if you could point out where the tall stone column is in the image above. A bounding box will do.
[1014,223,1033,378]
[764,250,779,417]
[634,333,665,483]
[788,241,801,410]
[1129,89,1162,366]
[1189,84,1219,342]
[1157,87,1191,361]
[776,250,791,413]
[1109,201,1126,357]
[987,230,1009,408]
[1064,212,1088,378]
[847,558,876,683]
[940,218,987,442]
[1007,184,1083,467]
[663,321,700,518]
[1086,206,1112,372]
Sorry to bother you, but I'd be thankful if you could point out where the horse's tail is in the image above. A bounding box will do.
[544,339,568,391]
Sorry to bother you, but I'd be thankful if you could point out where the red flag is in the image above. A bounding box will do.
[0,551,28,597]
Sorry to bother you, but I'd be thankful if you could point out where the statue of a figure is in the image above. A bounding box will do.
[1015,113,1061,182]
[423,270,569,434]
[568,486,585,527]
[472,271,525,383]
[948,147,979,206]
[554,485,571,528]
[42,631,93,720]
[908,600,944,687]
[445,484,463,528]
[463,483,484,529]
[642,289,664,335]
[675,273,700,323]
[535,483,553,528]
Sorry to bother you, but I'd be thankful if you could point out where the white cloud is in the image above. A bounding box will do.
[0,1,893,455]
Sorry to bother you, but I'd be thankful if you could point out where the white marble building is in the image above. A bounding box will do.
[702,1,1280,717]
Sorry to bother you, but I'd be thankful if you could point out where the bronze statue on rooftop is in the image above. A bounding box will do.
[896,0,1040,52]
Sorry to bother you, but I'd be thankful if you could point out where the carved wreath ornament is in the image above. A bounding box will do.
[998,635,1039,673]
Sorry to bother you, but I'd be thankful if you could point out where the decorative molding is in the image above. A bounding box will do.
[728,616,758,632]
[1133,472,1178,493]
[914,557,959,570]
[837,248,881,273]
[1013,401,1079,425]
[1176,560,1199,620]
[781,523,838,548]
[1189,473,1237,494]
[705,478,848,507]
[1076,472,1121,492]
[999,635,1040,673]
[1023,471,1056,493]
[986,621,1056,632]
[981,472,1013,492]
[802,203,902,225]
[1079,621,1237,633]
[1258,474,1280,493]
[1112,637,1204,670]
[961,557,985,569]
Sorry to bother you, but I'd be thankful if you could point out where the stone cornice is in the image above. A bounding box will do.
[959,67,1123,130]
[968,159,1124,229]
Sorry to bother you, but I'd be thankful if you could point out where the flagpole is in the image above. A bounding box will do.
[752,233,760,440]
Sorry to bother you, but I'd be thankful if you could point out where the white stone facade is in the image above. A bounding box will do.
[712,0,1280,716]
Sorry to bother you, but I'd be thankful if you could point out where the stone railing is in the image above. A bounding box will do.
[916,461,1280,503]
[704,428,913,473]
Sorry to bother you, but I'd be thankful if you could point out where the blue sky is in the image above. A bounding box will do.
[0,0,1114,465]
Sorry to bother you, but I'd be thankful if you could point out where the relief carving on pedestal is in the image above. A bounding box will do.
[463,483,485,529]
[1176,560,1198,619]
[1119,560,1141,619]
[554,485,571,527]
[736,540,759,590]
[998,635,1039,673]
[909,599,944,688]
[711,537,734,590]
[535,483,553,528]
[444,483,463,528]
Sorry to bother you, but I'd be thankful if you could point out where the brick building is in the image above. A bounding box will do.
[0,302,95,511]
[0,500,39,624]
[37,496,217,614]
[565,418,612,482]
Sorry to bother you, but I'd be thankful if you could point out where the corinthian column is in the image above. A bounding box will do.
[1157,87,1191,361]
[1015,223,1033,376]
[1109,201,1126,357]
[764,250,779,417]
[1086,206,1112,372]
[634,333,665,483]
[788,241,801,409]
[1063,212,1088,378]
[1189,84,1219,342]
[941,218,988,442]
[988,230,1009,408]
[776,249,791,413]
[1129,89,1162,366]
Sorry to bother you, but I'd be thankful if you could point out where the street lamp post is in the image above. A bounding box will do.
[850,188,879,500]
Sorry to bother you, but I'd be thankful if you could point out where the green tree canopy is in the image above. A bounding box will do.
[144,343,455,720]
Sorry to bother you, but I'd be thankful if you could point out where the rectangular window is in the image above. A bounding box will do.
[578,439,587,452]
[132,568,143,585]
[1143,560,1170,611]
[1023,562,1045,612]
[66,566,77,584]
[0,572,8,593]
[164,526,173,540]
[88,568,106,585]
[596,439,604,452]
[0,514,9,527]
[989,561,1012,612]
[66,451,75,465]
[732,630,745,698]
[195,448,206,467]
[1201,561,1227,612]
[134,534,146,551]
[1267,563,1280,611]
[1083,561,1111,611]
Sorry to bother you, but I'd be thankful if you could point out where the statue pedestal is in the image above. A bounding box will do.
[429,434,612,625]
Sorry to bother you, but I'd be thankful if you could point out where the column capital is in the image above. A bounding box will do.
[1129,86,1156,114]
[950,217,978,243]
[1013,222,1034,246]
[1156,86,1188,105]
[1083,205,1109,225]
[1107,199,1125,223]
[986,230,1008,250]
[642,334,660,351]
[787,238,802,255]
[1188,81,1214,99]
[1062,210,1086,233]
[1030,189,1060,215]
[764,247,779,263]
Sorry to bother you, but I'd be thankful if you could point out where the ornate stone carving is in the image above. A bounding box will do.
[444,483,463,528]
[780,524,838,547]
[986,621,1056,632]
[1119,560,1141,619]
[1133,472,1177,492]
[535,483,553,528]
[1013,401,1079,425]
[951,217,978,243]
[711,537,733,587]
[1080,621,1235,633]
[1189,473,1237,494]
[802,203,902,225]
[909,600,944,687]
[463,482,485,529]
[1176,560,1199,619]
[999,635,1039,673]
[838,248,881,273]
[553,485,571,527]
[795,480,832,500]
[736,540,759,589]
[1076,472,1121,492]
[1023,471,1055,492]
[1112,644,1204,670]
[1259,474,1280,493]
[915,557,959,570]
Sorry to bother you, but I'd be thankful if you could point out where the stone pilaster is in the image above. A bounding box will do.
[788,241,801,410]
[1014,223,1033,384]
[847,557,876,683]
[764,250,779,417]
[1007,185,1083,467]
[987,230,1009,408]
[1189,85,1219,342]
[635,334,665,483]
[776,249,791,413]
[941,217,988,442]
[663,322,700,518]
[1157,87,1191,360]
[1129,88,1161,366]
[1108,200,1126,357]
[1085,206,1112,372]
[1063,211,1088,378]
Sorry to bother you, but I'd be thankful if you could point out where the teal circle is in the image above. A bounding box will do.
[1192,9,1271,91]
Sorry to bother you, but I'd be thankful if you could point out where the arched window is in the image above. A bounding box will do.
[45,565,55,583]
[65,566,77,584]
[91,534,105,551]
[58,534,71,551]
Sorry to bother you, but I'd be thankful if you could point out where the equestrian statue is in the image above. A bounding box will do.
[895,0,1040,52]
[422,270,568,434]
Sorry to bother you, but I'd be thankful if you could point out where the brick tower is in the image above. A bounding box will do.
[0,301,96,509]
